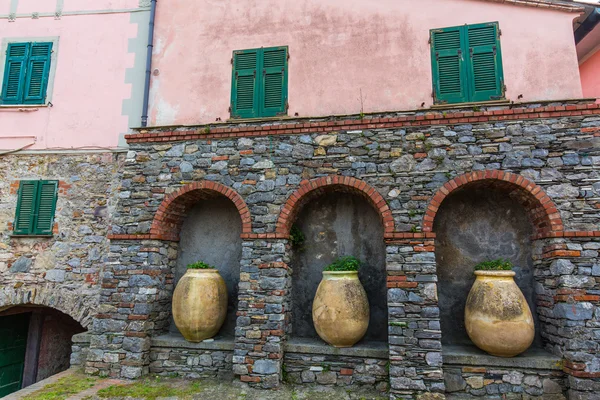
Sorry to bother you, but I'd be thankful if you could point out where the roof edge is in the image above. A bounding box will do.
[477,0,584,13]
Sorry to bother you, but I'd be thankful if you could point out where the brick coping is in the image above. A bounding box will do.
[125,103,600,144]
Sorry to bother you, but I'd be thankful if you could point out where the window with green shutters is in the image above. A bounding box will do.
[1,42,53,105]
[430,22,505,105]
[231,46,288,119]
[13,181,58,236]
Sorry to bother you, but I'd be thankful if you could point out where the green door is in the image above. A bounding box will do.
[0,313,30,397]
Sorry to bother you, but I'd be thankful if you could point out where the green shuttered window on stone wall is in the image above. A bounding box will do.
[14,181,58,236]
[231,46,288,119]
[1,42,52,105]
[430,22,504,105]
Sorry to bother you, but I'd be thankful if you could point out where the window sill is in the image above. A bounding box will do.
[227,115,291,123]
[285,337,388,359]
[442,344,562,370]
[0,104,48,112]
[430,99,511,110]
[10,234,53,239]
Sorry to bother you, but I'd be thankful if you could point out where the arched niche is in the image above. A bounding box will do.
[168,196,242,338]
[433,183,541,346]
[290,191,387,343]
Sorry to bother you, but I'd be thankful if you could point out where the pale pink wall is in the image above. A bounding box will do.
[12,0,139,14]
[580,49,600,100]
[0,5,141,151]
[149,0,583,126]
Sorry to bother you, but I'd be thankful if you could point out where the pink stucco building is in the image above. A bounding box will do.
[0,0,149,395]
[576,3,600,99]
[148,0,584,127]
[0,0,148,151]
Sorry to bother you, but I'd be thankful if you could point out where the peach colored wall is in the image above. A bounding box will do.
[149,0,583,126]
[0,1,144,151]
[580,49,600,100]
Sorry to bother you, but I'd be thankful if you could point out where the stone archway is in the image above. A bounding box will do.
[276,175,395,237]
[0,285,94,328]
[151,180,252,241]
[424,170,564,238]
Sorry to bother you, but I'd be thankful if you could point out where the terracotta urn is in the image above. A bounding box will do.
[465,270,534,357]
[312,271,369,347]
[172,269,228,342]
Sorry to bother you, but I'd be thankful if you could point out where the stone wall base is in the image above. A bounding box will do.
[442,346,566,399]
[283,338,389,391]
[148,334,233,379]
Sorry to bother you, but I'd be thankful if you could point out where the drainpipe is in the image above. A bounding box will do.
[141,0,157,127]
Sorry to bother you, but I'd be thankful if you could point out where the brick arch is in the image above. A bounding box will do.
[423,170,564,237]
[151,181,252,241]
[0,286,92,328]
[276,175,395,237]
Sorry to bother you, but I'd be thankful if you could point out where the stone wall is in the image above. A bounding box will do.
[284,352,389,390]
[89,101,600,397]
[0,153,123,327]
[71,332,91,367]
[149,335,233,379]
[444,365,566,398]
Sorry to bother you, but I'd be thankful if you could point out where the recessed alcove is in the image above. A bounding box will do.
[290,191,387,344]
[433,184,541,347]
[168,197,241,338]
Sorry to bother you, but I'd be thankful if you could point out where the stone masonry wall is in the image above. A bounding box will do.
[91,101,600,397]
[443,365,566,398]
[0,153,124,328]
[284,352,389,391]
[149,346,233,379]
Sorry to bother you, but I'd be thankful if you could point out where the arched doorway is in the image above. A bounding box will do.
[0,306,84,396]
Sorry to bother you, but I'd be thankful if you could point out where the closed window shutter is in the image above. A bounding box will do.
[260,47,288,117]
[23,42,52,105]
[14,181,38,235]
[231,50,258,118]
[431,27,468,105]
[1,43,29,105]
[33,181,58,235]
[466,23,504,102]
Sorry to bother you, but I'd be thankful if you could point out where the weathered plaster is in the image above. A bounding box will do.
[148,0,582,126]
[580,49,600,100]
[0,9,146,151]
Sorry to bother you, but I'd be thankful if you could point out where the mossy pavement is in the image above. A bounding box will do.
[10,369,388,400]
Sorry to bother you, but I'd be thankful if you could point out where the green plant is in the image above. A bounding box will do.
[324,256,361,272]
[321,363,331,373]
[203,126,211,134]
[472,106,482,112]
[474,258,513,271]
[290,225,306,248]
[410,225,420,233]
[186,261,215,270]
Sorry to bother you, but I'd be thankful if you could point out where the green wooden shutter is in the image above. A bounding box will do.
[1,43,29,105]
[33,181,58,235]
[231,49,259,118]
[260,46,288,117]
[466,22,504,102]
[14,181,39,235]
[431,27,468,105]
[23,42,52,105]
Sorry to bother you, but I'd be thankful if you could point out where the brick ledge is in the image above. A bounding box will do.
[125,103,600,144]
